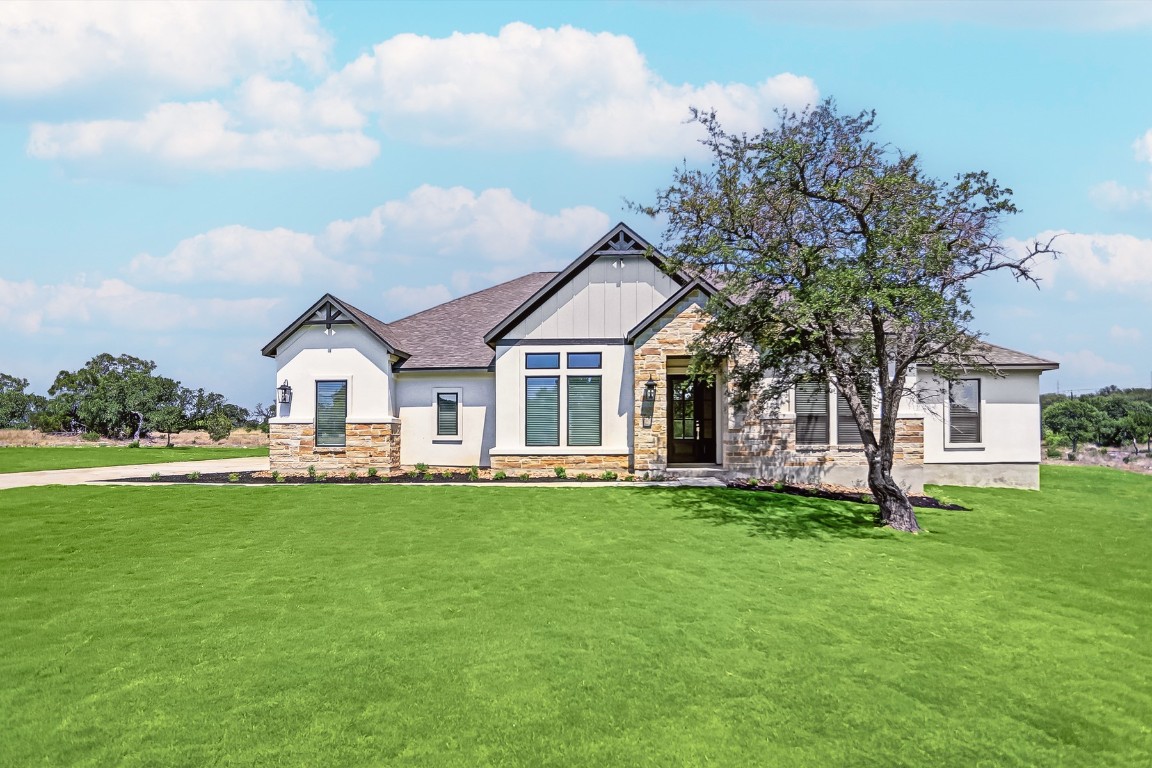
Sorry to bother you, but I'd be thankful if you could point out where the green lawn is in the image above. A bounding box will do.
[1,466,1148,766]
[0,445,268,473]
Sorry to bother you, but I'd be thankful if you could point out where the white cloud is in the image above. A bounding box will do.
[1109,325,1143,344]
[1037,349,1134,381]
[129,225,363,287]
[0,276,277,334]
[0,0,328,99]
[27,100,378,171]
[329,22,818,157]
[382,284,453,318]
[1089,179,1152,212]
[1135,129,1152,163]
[1008,230,1152,294]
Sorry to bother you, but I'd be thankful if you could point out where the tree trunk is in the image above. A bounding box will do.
[867,457,920,533]
[131,411,144,441]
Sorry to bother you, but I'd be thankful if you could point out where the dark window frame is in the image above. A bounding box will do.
[525,353,560,369]
[566,352,602,369]
[315,379,348,448]
[435,390,460,437]
[794,381,830,446]
[525,375,561,447]
[566,374,602,447]
[948,378,982,444]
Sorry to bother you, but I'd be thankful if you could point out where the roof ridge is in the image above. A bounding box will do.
[389,271,560,325]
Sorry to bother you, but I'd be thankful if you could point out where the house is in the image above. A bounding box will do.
[262,223,1058,490]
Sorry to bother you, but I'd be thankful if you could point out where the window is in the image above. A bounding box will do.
[567,376,602,446]
[526,376,560,446]
[795,381,829,445]
[315,380,347,447]
[436,391,459,437]
[949,379,981,443]
[525,353,560,369]
[567,352,602,369]
[835,389,872,446]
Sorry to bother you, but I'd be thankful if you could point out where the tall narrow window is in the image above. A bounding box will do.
[836,390,871,445]
[525,376,560,446]
[436,392,459,437]
[949,379,981,443]
[567,376,602,446]
[316,380,347,447]
[795,382,829,446]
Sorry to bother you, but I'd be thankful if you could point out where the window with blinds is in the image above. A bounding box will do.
[525,376,560,446]
[795,381,829,445]
[949,379,981,443]
[836,390,871,445]
[567,376,602,446]
[315,380,347,447]
[436,392,459,437]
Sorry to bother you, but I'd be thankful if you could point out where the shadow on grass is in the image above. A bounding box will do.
[646,486,890,541]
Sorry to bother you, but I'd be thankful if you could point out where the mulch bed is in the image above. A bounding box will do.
[726,480,967,510]
[111,470,625,485]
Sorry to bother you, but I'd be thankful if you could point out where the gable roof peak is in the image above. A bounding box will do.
[261,293,409,359]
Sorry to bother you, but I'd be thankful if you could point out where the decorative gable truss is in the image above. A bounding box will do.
[261,293,409,359]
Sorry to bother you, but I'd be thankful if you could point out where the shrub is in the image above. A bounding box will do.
[422,472,434,481]
[347,470,358,480]
[127,440,140,449]
[367,467,378,478]
[519,472,530,482]
[81,431,100,442]
[623,475,635,482]
[228,473,240,483]
[554,466,567,479]
[187,471,201,481]
[271,471,281,483]
[150,471,161,481]
[746,477,760,486]
[576,472,591,481]
[317,472,328,482]
[1067,452,1077,461]
[307,464,317,481]
[493,470,508,481]
[599,470,618,481]
[440,470,453,479]
[773,481,785,491]
[415,462,429,473]
[467,465,480,481]
[1045,446,1062,459]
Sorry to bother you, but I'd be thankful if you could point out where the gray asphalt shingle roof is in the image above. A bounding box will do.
[389,271,557,369]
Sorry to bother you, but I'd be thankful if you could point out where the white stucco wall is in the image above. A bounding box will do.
[270,325,397,424]
[504,254,680,339]
[395,372,496,467]
[491,343,633,455]
[920,370,1043,465]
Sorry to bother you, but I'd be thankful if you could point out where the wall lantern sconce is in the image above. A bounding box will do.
[641,376,657,428]
[277,380,293,404]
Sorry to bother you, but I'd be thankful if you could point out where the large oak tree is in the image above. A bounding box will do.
[639,100,1058,532]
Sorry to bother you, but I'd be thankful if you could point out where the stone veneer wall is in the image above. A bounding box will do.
[490,454,630,474]
[632,294,711,472]
[270,421,401,474]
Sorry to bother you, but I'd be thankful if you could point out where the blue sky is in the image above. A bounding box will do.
[2,0,1150,408]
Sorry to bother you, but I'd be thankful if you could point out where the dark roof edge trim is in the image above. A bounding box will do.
[261,293,409,359]
[393,366,495,374]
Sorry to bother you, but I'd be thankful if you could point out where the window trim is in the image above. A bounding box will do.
[566,374,602,447]
[525,375,561,447]
[433,387,462,440]
[946,378,984,448]
[566,352,602,369]
[525,352,560,369]
[794,381,831,447]
[315,379,348,448]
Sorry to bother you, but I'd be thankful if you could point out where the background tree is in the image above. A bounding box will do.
[1042,399,1103,456]
[48,353,182,439]
[0,373,46,429]
[639,100,1057,532]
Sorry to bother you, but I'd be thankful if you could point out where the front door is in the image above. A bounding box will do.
[667,375,716,464]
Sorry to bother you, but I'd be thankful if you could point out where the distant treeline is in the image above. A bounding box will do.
[1041,386,1152,454]
[0,353,271,442]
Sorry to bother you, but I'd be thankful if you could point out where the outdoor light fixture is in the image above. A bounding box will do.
[277,380,293,404]
[641,376,657,428]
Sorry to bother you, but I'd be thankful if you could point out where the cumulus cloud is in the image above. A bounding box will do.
[1006,231,1152,294]
[0,0,328,100]
[27,100,378,171]
[1089,179,1152,211]
[328,22,818,157]
[0,276,277,335]
[1109,325,1143,344]
[128,185,610,297]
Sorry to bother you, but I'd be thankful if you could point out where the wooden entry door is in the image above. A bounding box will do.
[667,375,716,464]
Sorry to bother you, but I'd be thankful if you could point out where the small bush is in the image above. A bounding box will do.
[440,470,453,479]
[271,471,281,483]
[150,471,161,481]
[746,477,760,486]
[127,440,140,449]
[519,472,530,482]
[187,471,201,481]
[554,466,567,479]
[81,431,100,442]
[623,475,635,482]
[493,470,508,481]
[575,472,591,481]
[422,472,435,481]
[1045,446,1062,459]
[228,473,240,483]
[317,472,328,482]
[307,464,317,480]
[773,481,785,491]
[415,462,429,473]
[599,470,618,481]
[347,470,358,480]
[1067,452,1077,462]
[367,467,378,478]
[467,465,480,481]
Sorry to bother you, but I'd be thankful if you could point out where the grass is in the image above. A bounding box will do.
[0,445,268,473]
[0,465,1148,766]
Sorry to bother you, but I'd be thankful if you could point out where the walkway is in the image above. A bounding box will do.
[0,457,270,490]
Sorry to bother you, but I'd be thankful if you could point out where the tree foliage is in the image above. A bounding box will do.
[0,373,46,429]
[1042,399,1105,455]
[1042,387,1152,453]
[639,100,1058,532]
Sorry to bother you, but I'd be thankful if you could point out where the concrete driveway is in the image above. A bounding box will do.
[0,456,269,490]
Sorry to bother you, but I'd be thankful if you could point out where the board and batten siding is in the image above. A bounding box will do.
[503,255,681,340]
